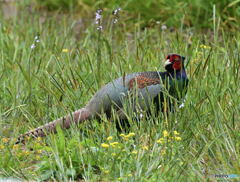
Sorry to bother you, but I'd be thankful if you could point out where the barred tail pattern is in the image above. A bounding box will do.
[16,108,90,144]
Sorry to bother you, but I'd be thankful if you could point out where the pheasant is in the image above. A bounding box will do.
[16,53,188,144]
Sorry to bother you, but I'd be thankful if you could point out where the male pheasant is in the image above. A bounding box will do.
[16,53,188,144]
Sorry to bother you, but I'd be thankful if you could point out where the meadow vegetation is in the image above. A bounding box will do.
[0,0,239,181]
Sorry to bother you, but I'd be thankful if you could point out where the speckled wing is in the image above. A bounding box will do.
[125,72,164,110]
[87,72,166,114]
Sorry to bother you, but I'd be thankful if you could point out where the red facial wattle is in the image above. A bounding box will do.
[165,54,183,71]
[173,61,182,70]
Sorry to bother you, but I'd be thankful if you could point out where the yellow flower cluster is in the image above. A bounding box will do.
[173,131,181,141]
[100,167,110,174]
[120,132,135,141]
[35,155,41,160]
[2,137,9,143]
[12,144,19,150]
[157,137,164,144]
[103,169,109,174]
[117,173,134,181]
[110,142,119,147]
[22,150,31,156]
[131,150,138,155]
[173,131,180,135]
[16,150,31,158]
[101,135,121,149]
[157,130,182,144]
[163,130,169,137]
[62,48,69,53]
[0,145,4,150]
[101,143,110,148]
[111,152,116,156]
[141,145,149,150]
[101,133,139,160]
[107,136,113,141]
[0,136,48,164]
[200,44,211,49]
[161,149,166,155]
[36,137,42,142]
[175,136,181,141]
[36,149,43,154]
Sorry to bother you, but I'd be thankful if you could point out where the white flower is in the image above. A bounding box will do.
[113,19,118,24]
[30,44,36,49]
[179,103,184,108]
[34,36,39,40]
[113,8,121,15]
[161,25,167,30]
[179,99,186,108]
[97,26,103,30]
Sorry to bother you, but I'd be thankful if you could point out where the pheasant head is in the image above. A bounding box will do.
[164,53,185,73]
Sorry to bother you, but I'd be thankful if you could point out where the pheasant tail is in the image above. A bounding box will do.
[15,108,90,144]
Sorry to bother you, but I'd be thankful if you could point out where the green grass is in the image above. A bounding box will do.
[32,0,240,30]
[0,2,240,181]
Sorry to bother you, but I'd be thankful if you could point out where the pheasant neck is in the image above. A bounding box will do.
[168,68,187,79]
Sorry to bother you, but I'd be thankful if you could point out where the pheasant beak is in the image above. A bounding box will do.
[164,59,172,67]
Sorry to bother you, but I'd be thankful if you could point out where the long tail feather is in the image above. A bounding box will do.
[16,108,90,144]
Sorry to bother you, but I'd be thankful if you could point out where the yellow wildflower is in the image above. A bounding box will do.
[119,133,125,137]
[157,138,165,144]
[111,153,116,156]
[104,170,109,174]
[161,149,166,155]
[120,132,135,138]
[37,137,42,142]
[22,151,30,156]
[12,145,19,150]
[36,150,43,154]
[173,131,180,135]
[62,49,69,53]
[107,136,113,141]
[2,138,9,143]
[101,143,110,148]
[131,150,138,154]
[163,130,169,137]
[200,44,211,49]
[0,145,4,150]
[110,142,119,147]
[175,136,182,141]
[142,145,149,150]
[35,155,41,160]
[126,132,135,137]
